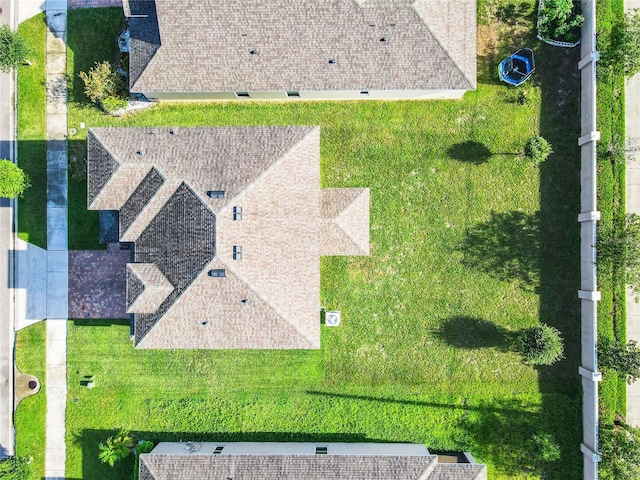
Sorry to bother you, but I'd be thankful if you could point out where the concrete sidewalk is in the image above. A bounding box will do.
[44,0,69,478]
[625,0,640,428]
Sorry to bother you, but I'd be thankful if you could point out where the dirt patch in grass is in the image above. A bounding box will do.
[478,24,499,58]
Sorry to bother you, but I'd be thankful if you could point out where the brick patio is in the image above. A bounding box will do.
[68,243,130,319]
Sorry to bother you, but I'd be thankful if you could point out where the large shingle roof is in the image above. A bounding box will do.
[139,454,487,480]
[87,127,369,349]
[126,0,476,94]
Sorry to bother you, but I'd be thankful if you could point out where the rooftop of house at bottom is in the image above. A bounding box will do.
[124,0,476,100]
[87,126,369,349]
[139,442,488,480]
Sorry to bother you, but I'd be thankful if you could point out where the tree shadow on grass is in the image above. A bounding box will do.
[459,396,581,478]
[434,317,519,351]
[447,141,493,164]
[461,210,541,291]
[301,392,577,478]
[496,1,535,27]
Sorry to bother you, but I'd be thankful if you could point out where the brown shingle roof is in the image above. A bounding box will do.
[140,454,438,480]
[429,463,488,480]
[87,127,369,349]
[321,188,370,256]
[126,263,173,314]
[125,0,476,94]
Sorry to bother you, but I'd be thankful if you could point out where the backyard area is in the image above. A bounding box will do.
[15,1,585,479]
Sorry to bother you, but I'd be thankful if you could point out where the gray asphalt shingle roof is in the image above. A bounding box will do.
[87,126,369,349]
[126,0,476,94]
[139,454,487,480]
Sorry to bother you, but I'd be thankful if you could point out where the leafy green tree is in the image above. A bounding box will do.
[598,213,640,299]
[98,429,136,467]
[524,136,553,163]
[518,324,564,365]
[0,456,31,480]
[537,0,584,43]
[599,338,640,384]
[79,61,126,112]
[0,159,30,198]
[601,9,640,77]
[600,422,640,480]
[0,24,30,73]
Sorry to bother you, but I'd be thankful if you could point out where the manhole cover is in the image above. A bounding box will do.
[28,380,38,390]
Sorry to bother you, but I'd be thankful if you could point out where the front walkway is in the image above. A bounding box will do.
[625,0,640,427]
[45,0,69,478]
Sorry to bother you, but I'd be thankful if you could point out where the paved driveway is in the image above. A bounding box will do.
[68,244,130,319]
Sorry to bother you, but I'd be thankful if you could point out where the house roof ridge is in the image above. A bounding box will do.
[415,455,439,480]
[411,1,476,88]
[87,129,122,209]
[217,257,319,349]
[333,189,369,255]
[218,126,319,209]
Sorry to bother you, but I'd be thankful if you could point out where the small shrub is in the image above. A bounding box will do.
[518,324,564,365]
[524,136,553,163]
[133,440,155,480]
[0,159,30,198]
[100,95,128,114]
[79,61,126,109]
[98,429,136,467]
[598,213,640,299]
[600,422,640,480]
[135,440,154,455]
[598,338,640,384]
[537,0,584,43]
[0,24,30,73]
[600,9,640,77]
[0,456,32,480]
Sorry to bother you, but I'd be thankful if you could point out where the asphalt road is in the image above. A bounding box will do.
[0,0,16,460]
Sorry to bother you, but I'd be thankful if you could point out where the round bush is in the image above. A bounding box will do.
[0,159,30,198]
[524,136,553,163]
[136,440,155,454]
[518,324,564,365]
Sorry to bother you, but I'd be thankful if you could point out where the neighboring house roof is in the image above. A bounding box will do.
[139,458,488,480]
[140,455,437,480]
[87,127,369,349]
[125,0,476,94]
[138,442,488,480]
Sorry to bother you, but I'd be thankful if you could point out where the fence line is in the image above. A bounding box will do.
[577,2,601,480]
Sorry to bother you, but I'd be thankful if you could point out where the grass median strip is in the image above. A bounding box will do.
[14,322,47,480]
[17,14,47,248]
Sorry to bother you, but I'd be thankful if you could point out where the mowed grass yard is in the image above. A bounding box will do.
[17,2,581,479]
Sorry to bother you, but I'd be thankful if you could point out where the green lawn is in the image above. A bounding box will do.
[17,14,47,248]
[59,4,583,480]
[14,322,46,480]
[595,0,627,425]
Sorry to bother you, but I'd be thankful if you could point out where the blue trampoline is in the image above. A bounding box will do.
[498,48,535,86]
